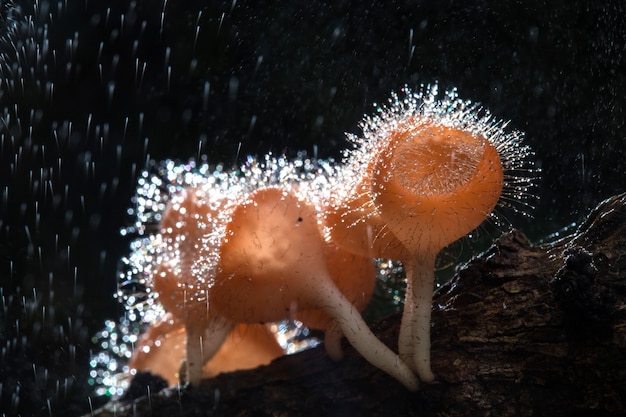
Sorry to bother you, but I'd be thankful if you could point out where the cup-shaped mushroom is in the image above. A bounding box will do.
[371,122,504,382]
[213,187,418,390]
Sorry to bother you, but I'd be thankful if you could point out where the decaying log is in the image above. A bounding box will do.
[89,194,626,417]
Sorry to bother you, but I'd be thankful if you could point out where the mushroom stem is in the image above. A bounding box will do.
[398,266,415,371]
[185,317,234,386]
[313,276,420,391]
[404,254,436,382]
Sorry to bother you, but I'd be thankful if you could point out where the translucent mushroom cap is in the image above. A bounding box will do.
[372,123,504,254]
[212,186,375,326]
[152,187,227,324]
[129,317,283,386]
[324,171,408,260]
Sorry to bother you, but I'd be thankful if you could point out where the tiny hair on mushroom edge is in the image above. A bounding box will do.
[90,83,537,395]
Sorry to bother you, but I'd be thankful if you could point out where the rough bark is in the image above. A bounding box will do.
[88,193,626,417]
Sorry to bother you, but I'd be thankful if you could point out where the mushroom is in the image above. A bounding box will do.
[212,186,418,390]
[129,314,284,386]
[324,85,534,383]
[151,186,236,386]
[151,185,418,390]
[372,123,504,382]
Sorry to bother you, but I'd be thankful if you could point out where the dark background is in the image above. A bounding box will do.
[0,1,624,415]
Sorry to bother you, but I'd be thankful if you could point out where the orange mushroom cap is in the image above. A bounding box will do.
[372,122,504,254]
[324,170,408,260]
[129,315,283,386]
[152,187,227,325]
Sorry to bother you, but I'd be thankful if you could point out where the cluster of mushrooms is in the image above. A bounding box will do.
[127,85,534,391]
